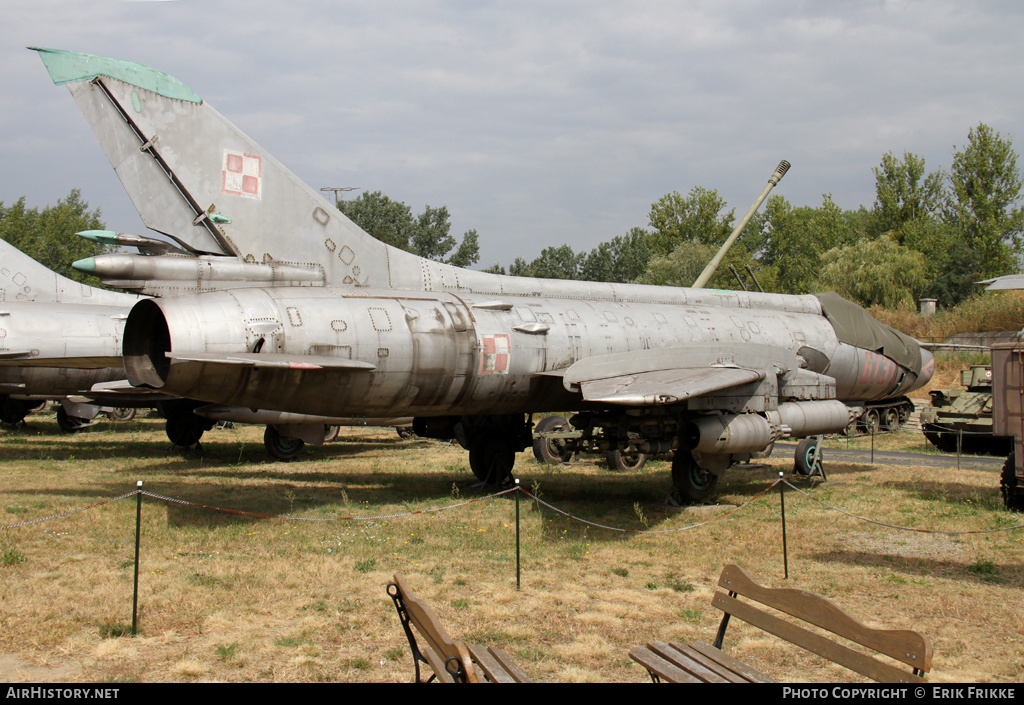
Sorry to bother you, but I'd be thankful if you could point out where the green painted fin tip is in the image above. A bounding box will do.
[30,47,202,104]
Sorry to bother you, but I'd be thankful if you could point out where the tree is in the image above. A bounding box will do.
[647,186,735,255]
[633,240,715,288]
[752,194,856,295]
[870,151,945,240]
[515,244,586,280]
[337,191,480,267]
[819,234,930,309]
[0,189,110,285]
[944,123,1024,280]
[580,227,654,283]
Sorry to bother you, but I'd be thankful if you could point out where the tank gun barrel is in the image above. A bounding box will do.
[692,160,790,289]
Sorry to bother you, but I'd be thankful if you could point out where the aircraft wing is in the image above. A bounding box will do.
[563,344,796,406]
[576,367,764,406]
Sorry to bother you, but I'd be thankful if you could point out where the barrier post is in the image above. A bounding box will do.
[132,480,142,636]
[515,479,521,590]
[779,473,789,579]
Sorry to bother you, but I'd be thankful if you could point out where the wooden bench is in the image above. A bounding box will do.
[630,564,932,683]
[387,573,531,683]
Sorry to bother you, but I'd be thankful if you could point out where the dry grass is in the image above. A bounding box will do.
[2,412,1024,683]
[871,290,1024,341]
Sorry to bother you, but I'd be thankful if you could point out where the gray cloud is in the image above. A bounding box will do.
[2,0,1021,268]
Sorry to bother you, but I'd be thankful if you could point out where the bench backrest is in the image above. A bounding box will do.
[389,573,480,683]
[712,564,932,683]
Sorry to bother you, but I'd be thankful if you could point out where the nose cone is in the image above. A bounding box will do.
[908,347,935,393]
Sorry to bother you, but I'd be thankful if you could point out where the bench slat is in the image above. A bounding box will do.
[466,644,517,683]
[718,564,931,672]
[713,592,925,683]
[646,641,732,683]
[629,645,703,683]
[488,647,532,683]
[686,640,775,683]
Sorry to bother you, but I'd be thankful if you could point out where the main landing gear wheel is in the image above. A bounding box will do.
[323,425,340,442]
[671,451,719,504]
[469,435,515,485]
[107,407,137,422]
[532,415,573,464]
[793,438,823,477]
[56,406,90,433]
[265,426,304,461]
[0,396,33,425]
[166,413,208,448]
[605,449,649,472]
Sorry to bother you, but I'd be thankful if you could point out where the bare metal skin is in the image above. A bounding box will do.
[31,48,933,492]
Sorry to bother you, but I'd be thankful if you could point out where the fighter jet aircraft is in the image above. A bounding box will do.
[0,237,411,452]
[0,236,144,428]
[32,47,935,499]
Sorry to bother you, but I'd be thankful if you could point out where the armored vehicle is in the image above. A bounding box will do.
[921,365,1011,455]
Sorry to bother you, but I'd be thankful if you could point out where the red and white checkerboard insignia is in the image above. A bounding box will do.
[479,334,511,375]
[221,149,262,199]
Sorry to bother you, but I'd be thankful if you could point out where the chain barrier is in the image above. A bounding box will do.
[517,484,779,534]
[779,479,1024,535]
[0,490,138,530]
[4,478,1024,536]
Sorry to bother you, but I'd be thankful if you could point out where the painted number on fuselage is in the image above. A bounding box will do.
[859,351,896,388]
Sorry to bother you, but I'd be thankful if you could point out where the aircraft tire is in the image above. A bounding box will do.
[469,435,515,484]
[108,407,137,422]
[793,438,822,477]
[605,449,649,472]
[323,425,340,442]
[166,413,208,447]
[265,426,304,461]
[671,451,719,504]
[532,416,572,463]
[0,396,33,425]
[55,406,89,434]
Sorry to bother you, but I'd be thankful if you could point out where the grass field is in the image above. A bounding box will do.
[1,411,1023,683]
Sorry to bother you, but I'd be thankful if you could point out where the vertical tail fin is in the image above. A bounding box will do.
[0,238,138,305]
[33,47,390,287]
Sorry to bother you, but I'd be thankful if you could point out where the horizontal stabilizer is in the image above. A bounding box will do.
[165,352,376,371]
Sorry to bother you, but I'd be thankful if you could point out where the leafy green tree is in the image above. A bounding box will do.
[580,227,654,283]
[647,186,735,255]
[943,123,1024,280]
[516,244,586,280]
[753,194,856,295]
[633,240,715,288]
[870,151,945,240]
[0,189,110,285]
[819,234,930,309]
[337,191,480,267]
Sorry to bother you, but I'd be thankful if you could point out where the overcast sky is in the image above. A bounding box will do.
[2,1,1022,268]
